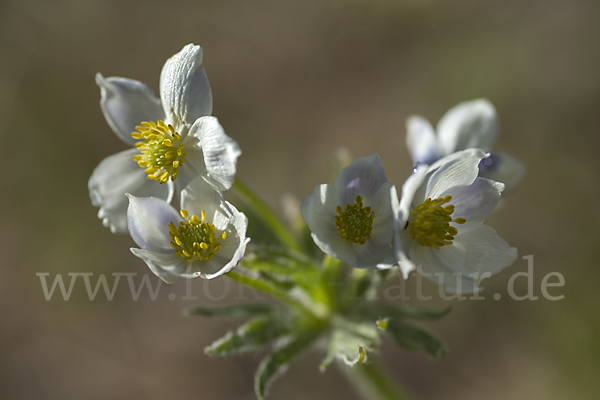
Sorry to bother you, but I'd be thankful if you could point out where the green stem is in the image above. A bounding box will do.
[225,271,310,315]
[343,359,412,400]
[321,255,343,310]
[233,179,301,252]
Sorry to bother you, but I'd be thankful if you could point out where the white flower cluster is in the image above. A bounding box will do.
[90,44,521,293]
[89,44,249,282]
[302,102,523,293]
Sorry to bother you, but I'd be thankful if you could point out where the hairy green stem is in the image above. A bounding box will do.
[225,271,311,315]
[343,359,412,400]
[321,255,343,310]
[233,179,301,252]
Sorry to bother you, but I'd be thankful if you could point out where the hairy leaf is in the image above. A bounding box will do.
[255,330,320,400]
[185,304,275,318]
[320,319,381,371]
[387,320,447,359]
[205,315,289,357]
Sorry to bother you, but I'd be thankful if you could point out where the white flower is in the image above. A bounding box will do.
[406,99,526,192]
[127,177,250,283]
[301,154,396,269]
[89,44,241,233]
[392,149,517,293]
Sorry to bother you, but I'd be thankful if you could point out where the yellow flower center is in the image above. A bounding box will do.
[169,209,226,262]
[334,195,375,245]
[132,120,186,184]
[409,195,466,249]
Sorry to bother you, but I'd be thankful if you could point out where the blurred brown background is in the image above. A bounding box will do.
[1,0,599,399]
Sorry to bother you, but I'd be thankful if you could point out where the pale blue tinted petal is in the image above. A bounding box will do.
[479,151,526,193]
[89,149,173,234]
[160,44,212,127]
[335,154,388,205]
[191,116,241,191]
[451,177,504,223]
[391,183,417,279]
[406,116,440,164]
[367,182,395,243]
[437,99,498,155]
[96,73,164,146]
[127,195,181,252]
[301,184,356,263]
[352,240,395,269]
[398,164,429,219]
[413,223,517,293]
[130,248,186,284]
[426,149,486,200]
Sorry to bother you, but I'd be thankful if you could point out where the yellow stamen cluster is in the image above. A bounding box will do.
[132,120,186,183]
[334,195,375,245]
[409,195,466,249]
[169,209,226,262]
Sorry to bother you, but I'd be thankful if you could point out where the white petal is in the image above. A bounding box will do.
[397,164,429,220]
[394,231,417,279]
[180,176,224,222]
[89,149,173,234]
[426,149,486,200]
[190,116,241,191]
[406,115,440,164]
[127,195,181,252]
[301,185,356,263]
[451,177,503,223]
[160,44,212,128]
[334,153,388,205]
[437,99,498,155]
[367,183,395,243]
[413,223,517,293]
[196,237,250,279]
[391,184,417,279]
[352,240,395,269]
[179,179,249,279]
[478,151,526,193]
[311,233,357,265]
[175,145,207,192]
[130,248,187,284]
[96,73,164,146]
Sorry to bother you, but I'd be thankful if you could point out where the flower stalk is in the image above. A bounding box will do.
[233,179,301,252]
[343,359,412,400]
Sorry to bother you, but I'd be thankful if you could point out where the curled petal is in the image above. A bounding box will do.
[130,248,187,284]
[160,44,212,128]
[189,116,241,191]
[425,149,486,201]
[437,99,498,155]
[127,195,181,253]
[89,149,173,234]
[96,73,164,146]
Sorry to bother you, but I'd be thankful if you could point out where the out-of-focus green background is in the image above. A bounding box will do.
[2,0,599,398]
